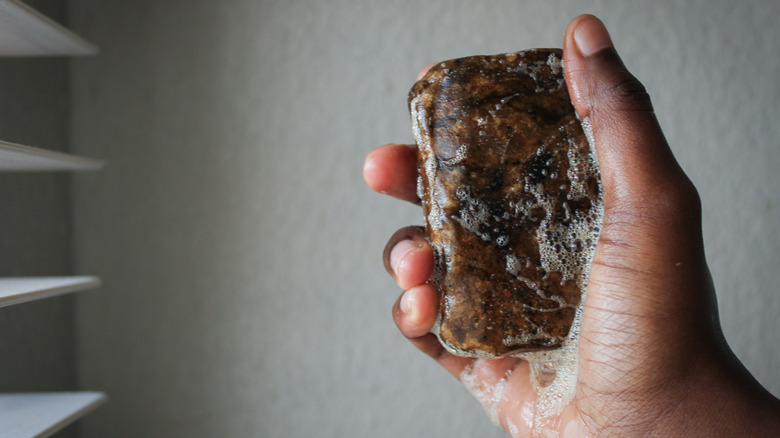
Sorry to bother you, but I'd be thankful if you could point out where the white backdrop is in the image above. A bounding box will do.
[70,1,779,436]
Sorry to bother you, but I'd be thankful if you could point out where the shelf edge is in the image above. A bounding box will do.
[0,276,101,308]
[0,140,104,172]
[0,0,98,57]
[0,392,107,438]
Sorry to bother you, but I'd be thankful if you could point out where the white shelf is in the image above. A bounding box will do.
[0,276,100,308]
[0,392,106,437]
[0,140,103,172]
[0,0,97,56]
[0,1,106,433]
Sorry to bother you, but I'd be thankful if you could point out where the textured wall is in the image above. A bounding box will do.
[70,1,779,437]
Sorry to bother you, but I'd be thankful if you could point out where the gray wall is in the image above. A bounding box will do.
[69,1,780,437]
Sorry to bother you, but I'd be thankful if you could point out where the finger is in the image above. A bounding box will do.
[460,357,530,432]
[417,63,436,80]
[391,282,525,386]
[562,16,712,337]
[496,360,540,436]
[563,15,705,274]
[564,15,694,210]
[383,226,434,290]
[392,285,474,378]
[363,64,435,203]
[363,143,420,204]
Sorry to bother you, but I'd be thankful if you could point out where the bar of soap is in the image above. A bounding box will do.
[409,49,602,357]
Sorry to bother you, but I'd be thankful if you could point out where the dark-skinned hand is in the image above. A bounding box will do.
[364,14,780,437]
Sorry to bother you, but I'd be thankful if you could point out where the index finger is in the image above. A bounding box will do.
[417,63,436,80]
[362,64,438,203]
[363,143,420,204]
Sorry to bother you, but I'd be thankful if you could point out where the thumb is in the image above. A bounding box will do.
[564,14,692,218]
[563,16,712,328]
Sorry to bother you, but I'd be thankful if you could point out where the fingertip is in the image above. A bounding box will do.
[563,14,596,50]
[394,284,439,339]
[416,63,437,80]
[570,14,613,57]
[362,145,389,194]
[390,239,434,290]
[563,14,614,120]
[383,226,427,278]
[363,143,420,203]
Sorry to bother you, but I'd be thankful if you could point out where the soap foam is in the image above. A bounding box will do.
[519,119,603,436]
[453,185,492,241]
[546,53,561,75]
[507,417,521,437]
[459,364,512,427]
[410,94,444,232]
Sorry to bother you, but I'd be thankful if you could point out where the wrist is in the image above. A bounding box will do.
[652,349,780,437]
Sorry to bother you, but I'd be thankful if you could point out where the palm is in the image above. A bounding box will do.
[454,235,717,437]
[437,236,717,437]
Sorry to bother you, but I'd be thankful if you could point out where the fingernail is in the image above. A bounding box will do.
[389,239,418,274]
[573,16,613,57]
[400,289,413,314]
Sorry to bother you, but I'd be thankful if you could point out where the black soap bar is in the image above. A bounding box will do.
[409,49,602,357]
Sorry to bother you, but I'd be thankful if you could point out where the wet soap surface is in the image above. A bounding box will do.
[409,49,602,357]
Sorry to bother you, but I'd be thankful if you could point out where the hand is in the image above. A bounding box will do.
[364,14,780,437]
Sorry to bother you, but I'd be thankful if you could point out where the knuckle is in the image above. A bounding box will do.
[601,176,702,241]
[611,171,701,218]
[598,204,653,248]
[646,177,702,220]
[596,73,654,114]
